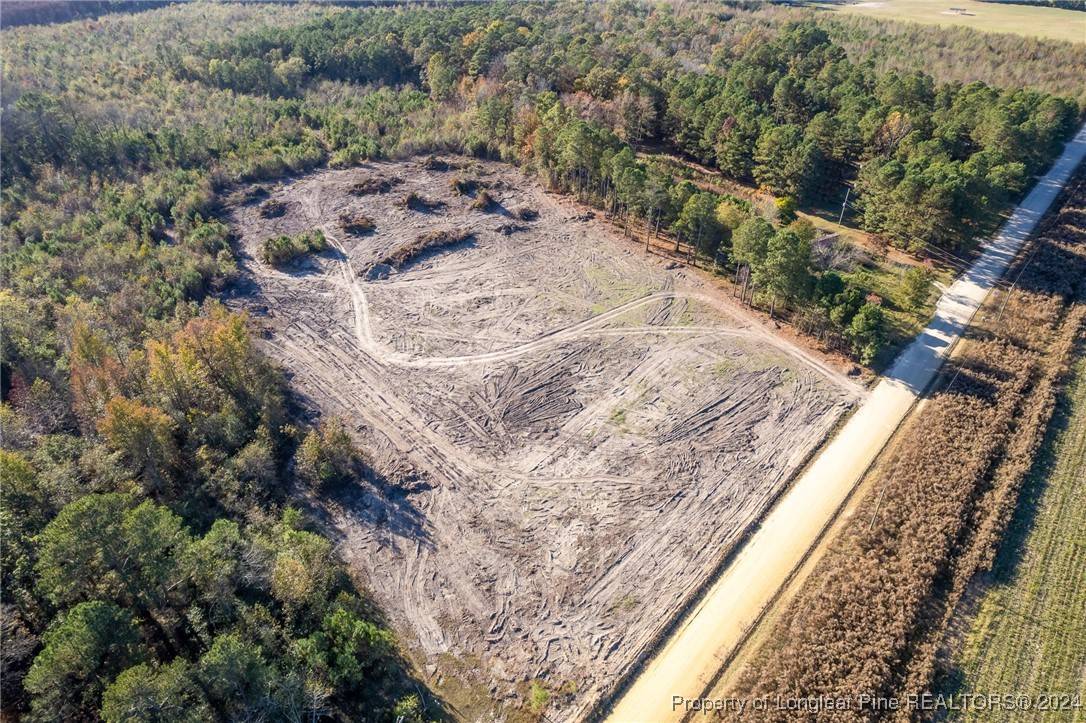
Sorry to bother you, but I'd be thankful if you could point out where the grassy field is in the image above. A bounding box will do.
[948,355,1086,721]
[819,0,1086,43]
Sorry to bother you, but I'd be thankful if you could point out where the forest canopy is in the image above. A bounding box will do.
[1,1,1083,720]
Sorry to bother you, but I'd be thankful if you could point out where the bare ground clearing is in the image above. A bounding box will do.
[223,158,861,719]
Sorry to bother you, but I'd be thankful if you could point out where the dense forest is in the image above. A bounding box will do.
[0,0,168,28]
[812,13,1086,119]
[1,2,1083,720]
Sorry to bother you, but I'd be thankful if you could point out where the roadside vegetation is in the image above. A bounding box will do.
[641,152,948,365]
[730,175,1086,718]
[1,1,1082,719]
[941,354,1086,721]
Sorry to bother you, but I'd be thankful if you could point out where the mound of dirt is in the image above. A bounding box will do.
[450,176,487,195]
[385,228,472,269]
[421,155,456,171]
[400,191,446,213]
[259,199,286,218]
[349,176,402,196]
[339,212,375,236]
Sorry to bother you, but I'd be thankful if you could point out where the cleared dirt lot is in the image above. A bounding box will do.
[224,158,861,718]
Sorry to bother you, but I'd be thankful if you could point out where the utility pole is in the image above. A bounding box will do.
[838,186,851,226]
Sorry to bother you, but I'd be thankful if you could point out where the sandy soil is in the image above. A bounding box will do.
[223,158,860,720]
[607,122,1086,723]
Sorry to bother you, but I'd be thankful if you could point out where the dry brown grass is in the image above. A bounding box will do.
[729,176,1086,721]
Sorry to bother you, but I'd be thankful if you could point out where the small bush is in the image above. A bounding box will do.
[902,266,935,313]
[392,696,425,723]
[296,417,359,489]
[470,190,498,211]
[515,206,538,221]
[528,681,550,713]
[259,199,287,218]
[260,229,327,267]
[774,196,798,223]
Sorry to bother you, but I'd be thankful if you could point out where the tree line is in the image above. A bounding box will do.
[185,4,1078,254]
[164,3,1075,359]
[1,2,1082,719]
[1,302,430,721]
[730,176,1086,720]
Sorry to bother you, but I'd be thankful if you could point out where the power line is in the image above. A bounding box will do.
[941,229,1047,395]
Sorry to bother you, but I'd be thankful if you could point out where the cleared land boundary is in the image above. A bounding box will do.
[600,122,1086,723]
[225,159,861,718]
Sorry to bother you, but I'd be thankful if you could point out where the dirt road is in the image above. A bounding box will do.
[603,122,1086,722]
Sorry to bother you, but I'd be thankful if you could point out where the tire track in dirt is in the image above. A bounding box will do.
[325,230,377,351]
[273,329,479,487]
[227,160,863,720]
[326,226,861,395]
